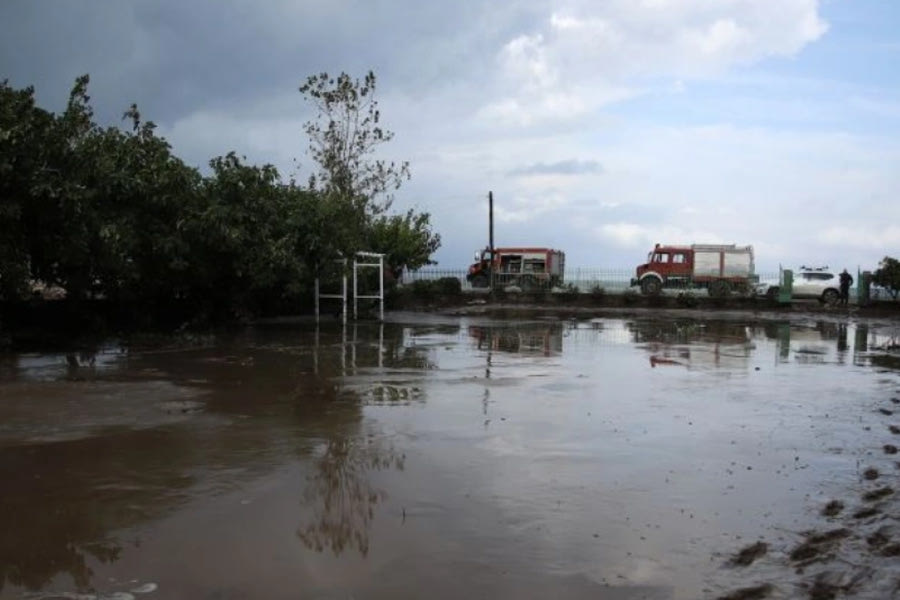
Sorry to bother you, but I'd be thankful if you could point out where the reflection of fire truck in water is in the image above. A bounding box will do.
[468,325,563,356]
[466,247,565,291]
[628,320,753,370]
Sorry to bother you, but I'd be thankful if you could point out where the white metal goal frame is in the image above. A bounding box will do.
[314,258,348,324]
[353,251,385,322]
[314,252,385,323]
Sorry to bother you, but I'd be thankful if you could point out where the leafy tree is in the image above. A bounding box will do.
[64,106,203,305]
[0,80,54,298]
[298,71,442,282]
[185,153,300,317]
[299,71,410,214]
[873,256,900,300]
[0,75,202,307]
[0,75,101,300]
[0,70,443,332]
[298,71,413,276]
[368,209,441,280]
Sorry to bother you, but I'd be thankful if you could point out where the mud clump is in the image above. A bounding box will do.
[867,527,892,549]
[863,468,879,481]
[862,486,893,502]
[789,529,850,564]
[889,425,900,435]
[729,541,768,567]
[821,500,844,517]
[804,569,874,600]
[717,583,773,600]
[808,579,840,600]
[879,543,900,557]
[878,408,894,416]
[853,507,880,519]
[883,444,898,455]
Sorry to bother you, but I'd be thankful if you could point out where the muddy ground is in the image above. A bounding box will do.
[1,309,899,599]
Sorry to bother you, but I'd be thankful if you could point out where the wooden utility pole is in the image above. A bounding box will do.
[488,191,495,289]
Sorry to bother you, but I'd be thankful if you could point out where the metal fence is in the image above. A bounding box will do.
[402,267,781,294]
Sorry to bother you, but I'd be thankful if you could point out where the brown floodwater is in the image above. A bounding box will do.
[1,312,900,599]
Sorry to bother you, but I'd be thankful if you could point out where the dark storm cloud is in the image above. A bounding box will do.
[508,159,603,176]
[0,1,368,123]
[0,0,539,128]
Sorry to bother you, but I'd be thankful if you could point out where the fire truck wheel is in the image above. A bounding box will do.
[471,274,489,288]
[640,277,662,296]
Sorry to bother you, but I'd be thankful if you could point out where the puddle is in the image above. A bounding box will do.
[1,315,899,599]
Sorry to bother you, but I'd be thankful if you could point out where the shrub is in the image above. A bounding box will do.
[556,283,580,302]
[646,294,667,308]
[410,280,437,299]
[676,292,698,308]
[436,277,462,296]
[590,285,606,304]
[873,257,900,300]
[622,289,640,306]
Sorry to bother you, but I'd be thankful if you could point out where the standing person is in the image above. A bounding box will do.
[839,268,853,306]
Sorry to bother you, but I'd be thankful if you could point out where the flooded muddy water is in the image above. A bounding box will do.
[2,313,900,599]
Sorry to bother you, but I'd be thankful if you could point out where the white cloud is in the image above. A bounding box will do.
[819,226,900,251]
[596,223,728,249]
[494,191,570,224]
[596,223,648,247]
[485,0,827,127]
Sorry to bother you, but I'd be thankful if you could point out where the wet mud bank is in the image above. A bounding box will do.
[712,388,900,600]
[390,288,900,324]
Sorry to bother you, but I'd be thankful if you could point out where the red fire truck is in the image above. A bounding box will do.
[467,247,565,291]
[631,243,756,297]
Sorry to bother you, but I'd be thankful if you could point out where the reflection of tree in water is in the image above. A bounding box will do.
[0,430,195,594]
[297,433,405,556]
[0,525,121,594]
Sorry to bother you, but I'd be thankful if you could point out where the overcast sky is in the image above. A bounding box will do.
[2,0,898,272]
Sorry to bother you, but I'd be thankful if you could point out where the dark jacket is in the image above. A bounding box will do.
[839,271,853,288]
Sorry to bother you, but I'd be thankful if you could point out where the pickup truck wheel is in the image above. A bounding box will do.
[822,289,839,305]
[471,274,489,288]
[640,277,662,296]
[709,280,732,298]
[766,286,779,300]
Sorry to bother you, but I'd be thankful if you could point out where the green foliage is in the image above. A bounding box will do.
[0,79,49,298]
[436,277,462,296]
[676,292,699,308]
[589,285,606,304]
[298,71,428,279]
[556,283,580,301]
[873,256,900,300]
[405,277,461,299]
[0,72,442,329]
[622,289,640,306]
[409,280,437,299]
[299,71,409,215]
[369,209,441,279]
